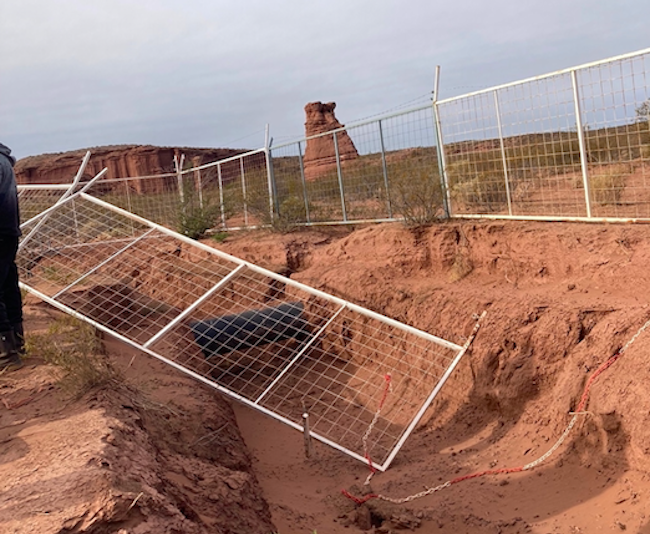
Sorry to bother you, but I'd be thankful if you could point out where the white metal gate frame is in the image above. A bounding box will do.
[18,191,467,471]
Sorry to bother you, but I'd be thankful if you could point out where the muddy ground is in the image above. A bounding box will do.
[3,219,650,533]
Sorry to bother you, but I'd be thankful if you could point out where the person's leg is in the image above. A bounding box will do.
[0,237,22,370]
[0,237,14,333]
[4,252,24,354]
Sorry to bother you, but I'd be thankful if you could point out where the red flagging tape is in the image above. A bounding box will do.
[343,345,629,505]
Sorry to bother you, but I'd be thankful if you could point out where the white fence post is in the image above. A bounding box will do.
[174,154,186,206]
[217,163,226,229]
[493,91,513,216]
[432,66,452,218]
[571,69,592,218]
[240,157,249,227]
[297,141,311,224]
[378,119,393,219]
[264,124,278,222]
[332,131,348,222]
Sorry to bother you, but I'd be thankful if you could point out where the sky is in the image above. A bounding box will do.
[1,0,649,159]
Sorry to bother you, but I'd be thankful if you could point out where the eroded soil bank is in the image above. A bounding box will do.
[216,220,650,533]
[3,219,650,533]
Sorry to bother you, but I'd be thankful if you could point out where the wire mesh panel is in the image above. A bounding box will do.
[436,48,650,221]
[578,53,650,218]
[337,121,390,221]
[438,92,507,215]
[270,142,312,225]
[438,74,586,217]
[270,105,443,225]
[18,185,72,224]
[300,131,346,223]
[84,150,270,233]
[380,106,442,223]
[18,192,465,470]
[495,73,585,217]
[18,198,148,297]
[86,173,181,230]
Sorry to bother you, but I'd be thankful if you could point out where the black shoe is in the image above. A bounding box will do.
[11,322,25,357]
[0,330,23,371]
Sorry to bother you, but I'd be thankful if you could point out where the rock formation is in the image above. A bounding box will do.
[303,102,358,181]
[15,145,247,194]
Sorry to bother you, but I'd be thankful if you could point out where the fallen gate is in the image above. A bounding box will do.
[18,191,468,471]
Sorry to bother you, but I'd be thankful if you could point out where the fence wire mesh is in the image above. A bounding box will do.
[18,185,72,224]
[28,48,650,229]
[84,149,271,235]
[18,192,464,470]
[438,49,650,219]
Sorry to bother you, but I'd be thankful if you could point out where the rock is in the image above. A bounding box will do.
[15,145,249,194]
[303,102,358,181]
[355,505,373,531]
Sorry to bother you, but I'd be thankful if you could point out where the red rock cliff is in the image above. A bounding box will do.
[15,145,247,193]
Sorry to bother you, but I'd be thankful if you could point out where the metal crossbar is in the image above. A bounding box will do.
[18,192,465,471]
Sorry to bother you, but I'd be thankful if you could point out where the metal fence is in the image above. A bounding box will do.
[437,48,650,221]
[33,47,650,231]
[18,190,467,470]
[83,148,272,235]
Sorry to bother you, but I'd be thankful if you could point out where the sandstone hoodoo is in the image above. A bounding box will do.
[303,101,358,181]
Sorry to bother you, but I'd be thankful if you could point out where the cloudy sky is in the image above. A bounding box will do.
[1,0,649,159]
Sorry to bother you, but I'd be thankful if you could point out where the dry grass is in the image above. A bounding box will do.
[590,164,628,205]
[25,315,120,397]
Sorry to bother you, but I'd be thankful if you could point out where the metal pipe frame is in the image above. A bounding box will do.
[254,304,347,404]
[378,119,393,219]
[436,46,650,104]
[264,124,279,221]
[142,264,247,348]
[175,154,186,206]
[452,213,650,223]
[78,193,463,351]
[296,141,311,224]
[380,311,486,470]
[432,65,452,219]
[571,69,592,218]
[332,131,348,222]
[19,167,108,249]
[19,282,385,470]
[17,184,76,191]
[493,91,513,216]
[433,100,452,218]
[240,157,249,226]
[217,163,226,229]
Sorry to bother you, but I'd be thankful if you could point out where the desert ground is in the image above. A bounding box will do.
[3,219,650,533]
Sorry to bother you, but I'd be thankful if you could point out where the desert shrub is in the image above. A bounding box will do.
[278,196,308,225]
[25,316,119,396]
[387,155,444,226]
[177,182,222,239]
[177,202,221,239]
[590,164,627,205]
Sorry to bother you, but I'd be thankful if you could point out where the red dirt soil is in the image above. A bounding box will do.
[4,219,650,533]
